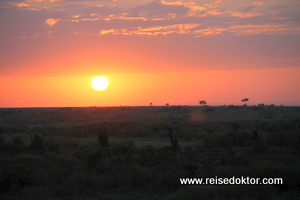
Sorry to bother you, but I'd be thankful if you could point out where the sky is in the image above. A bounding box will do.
[0,0,300,107]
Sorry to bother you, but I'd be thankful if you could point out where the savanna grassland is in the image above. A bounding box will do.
[0,105,300,199]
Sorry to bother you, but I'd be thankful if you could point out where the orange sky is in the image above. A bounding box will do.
[1,67,299,107]
[1,0,300,107]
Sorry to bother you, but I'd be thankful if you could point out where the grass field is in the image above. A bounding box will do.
[0,105,300,199]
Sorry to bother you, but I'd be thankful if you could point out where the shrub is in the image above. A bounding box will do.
[29,134,44,154]
[98,132,109,147]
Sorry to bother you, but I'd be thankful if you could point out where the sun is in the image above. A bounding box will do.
[91,76,109,91]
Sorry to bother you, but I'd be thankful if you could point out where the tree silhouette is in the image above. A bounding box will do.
[167,127,180,154]
[165,103,169,106]
[199,100,207,106]
[241,98,249,106]
[98,131,109,147]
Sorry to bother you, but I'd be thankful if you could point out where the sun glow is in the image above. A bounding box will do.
[91,76,109,91]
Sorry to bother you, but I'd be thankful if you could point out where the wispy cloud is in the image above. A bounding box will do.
[128,0,189,19]
[253,2,263,6]
[272,58,300,62]
[225,24,288,36]
[98,23,199,36]
[231,11,263,18]
[16,3,30,7]
[194,27,225,36]
[0,0,300,39]
[204,0,223,9]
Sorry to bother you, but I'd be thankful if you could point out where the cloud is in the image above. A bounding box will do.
[160,0,183,6]
[242,2,263,12]
[185,3,205,12]
[231,11,263,18]
[83,4,122,16]
[242,5,255,12]
[16,3,30,7]
[194,27,225,36]
[128,0,189,19]
[121,16,147,21]
[192,23,292,37]
[206,9,223,16]
[0,0,23,3]
[27,0,44,2]
[45,18,61,26]
[1,0,300,39]
[272,58,300,62]
[0,6,49,38]
[268,5,286,10]
[55,0,109,1]
[253,2,263,6]
[204,0,223,9]
[1,2,30,8]
[225,24,288,36]
[49,3,123,22]
[98,23,199,36]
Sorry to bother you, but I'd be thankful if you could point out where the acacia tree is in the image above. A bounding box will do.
[199,100,207,106]
[241,98,249,106]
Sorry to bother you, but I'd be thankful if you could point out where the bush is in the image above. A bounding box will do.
[29,134,44,153]
[98,132,109,147]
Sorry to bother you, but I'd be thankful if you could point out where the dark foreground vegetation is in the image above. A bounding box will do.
[0,106,300,199]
